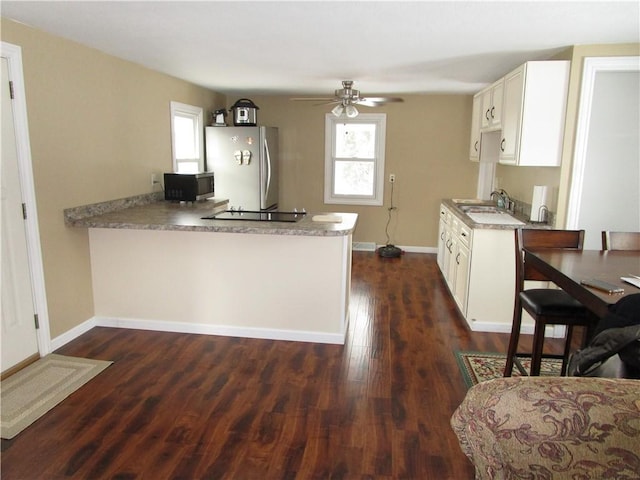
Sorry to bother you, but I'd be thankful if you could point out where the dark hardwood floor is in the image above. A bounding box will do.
[1,252,566,479]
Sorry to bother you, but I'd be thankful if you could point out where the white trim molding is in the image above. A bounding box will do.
[1,41,52,356]
[51,317,346,347]
[566,55,640,229]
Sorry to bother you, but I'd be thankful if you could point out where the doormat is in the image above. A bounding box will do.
[1,354,113,439]
[454,351,563,388]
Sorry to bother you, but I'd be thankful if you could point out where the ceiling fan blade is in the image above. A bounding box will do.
[356,99,384,107]
[290,97,335,101]
[313,100,342,106]
[361,96,404,104]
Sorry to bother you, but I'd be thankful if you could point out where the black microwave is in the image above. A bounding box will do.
[164,172,215,202]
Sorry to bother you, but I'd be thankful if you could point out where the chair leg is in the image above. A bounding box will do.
[530,319,547,376]
[561,325,574,376]
[504,303,523,377]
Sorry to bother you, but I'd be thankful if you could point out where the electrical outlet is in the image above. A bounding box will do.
[389,174,395,183]
[151,173,160,189]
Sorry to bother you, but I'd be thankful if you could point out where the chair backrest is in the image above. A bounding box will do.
[601,231,640,251]
[514,229,585,290]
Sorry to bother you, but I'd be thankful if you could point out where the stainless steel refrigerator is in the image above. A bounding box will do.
[205,126,279,211]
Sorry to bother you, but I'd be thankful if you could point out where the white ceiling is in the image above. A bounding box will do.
[2,1,639,96]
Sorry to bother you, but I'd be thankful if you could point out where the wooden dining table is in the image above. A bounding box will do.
[524,249,640,318]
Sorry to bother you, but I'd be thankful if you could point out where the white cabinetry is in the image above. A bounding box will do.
[499,61,570,166]
[451,224,471,312]
[437,203,520,332]
[480,79,503,130]
[437,205,472,315]
[437,207,449,271]
[469,94,483,161]
[470,79,503,162]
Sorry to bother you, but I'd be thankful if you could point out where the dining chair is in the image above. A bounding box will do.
[601,231,640,251]
[504,228,591,377]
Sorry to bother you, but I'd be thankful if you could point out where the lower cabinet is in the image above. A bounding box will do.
[438,205,472,315]
[437,204,518,332]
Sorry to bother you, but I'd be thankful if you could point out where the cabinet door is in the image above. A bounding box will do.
[452,243,471,314]
[480,80,503,131]
[445,232,458,288]
[480,88,493,130]
[499,65,525,165]
[469,94,482,161]
[490,80,503,126]
[437,217,447,271]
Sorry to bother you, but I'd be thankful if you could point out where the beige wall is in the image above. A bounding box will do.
[3,17,476,340]
[555,43,640,227]
[8,15,632,340]
[232,94,478,247]
[1,19,225,337]
[496,43,640,223]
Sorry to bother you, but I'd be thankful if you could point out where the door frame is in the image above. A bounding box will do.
[1,41,51,357]
[566,55,640,230]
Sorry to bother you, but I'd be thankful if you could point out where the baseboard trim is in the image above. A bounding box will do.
[97,317,346,344]
[353,242,376,252]
[51,316,346,348]
[352,243,437,254]
[50,318,97,351]
[467,319,563,338]
[398,245,437,254]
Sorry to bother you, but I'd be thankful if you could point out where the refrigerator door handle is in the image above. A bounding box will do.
[264,136,272,205]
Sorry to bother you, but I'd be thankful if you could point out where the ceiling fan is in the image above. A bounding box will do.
[291,80,403,118]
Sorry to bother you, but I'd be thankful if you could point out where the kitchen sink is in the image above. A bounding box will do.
[458,205,502,213]
[452,198,493,205]
[466,211,525,225]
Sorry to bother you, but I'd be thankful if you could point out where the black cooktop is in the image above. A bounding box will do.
[203,210,306,223]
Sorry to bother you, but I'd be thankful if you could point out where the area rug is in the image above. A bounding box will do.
[1,354,113,439]
[455,351,563,388]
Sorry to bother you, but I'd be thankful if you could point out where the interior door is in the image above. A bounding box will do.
[567,57,640,249]
[1,56,39,373]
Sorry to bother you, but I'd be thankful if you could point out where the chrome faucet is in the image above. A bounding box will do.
[490,189,514,212]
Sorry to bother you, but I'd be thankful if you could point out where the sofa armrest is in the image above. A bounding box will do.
[451,377,640,479]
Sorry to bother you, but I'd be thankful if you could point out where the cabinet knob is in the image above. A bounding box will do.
[474,140,479,152]
[500,138,506,152]
[485,109,490,121]
[456,253,460,264]
[490,106,495,119]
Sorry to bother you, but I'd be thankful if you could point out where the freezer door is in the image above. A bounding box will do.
[261,127,279,210]
[206,126,261,210]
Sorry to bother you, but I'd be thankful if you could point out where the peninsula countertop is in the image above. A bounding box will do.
[64,193,358,237]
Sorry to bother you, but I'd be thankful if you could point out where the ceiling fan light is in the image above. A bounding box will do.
[331,104,344,117]
[346,105,359,118]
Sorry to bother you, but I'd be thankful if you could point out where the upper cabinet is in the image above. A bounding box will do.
[499,61,570,166]
[480,79,503,131]
[469,94,483,161]
[469,79,503,162]
[468,60,570,166]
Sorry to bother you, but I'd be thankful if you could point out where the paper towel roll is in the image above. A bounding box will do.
[530,185,548,222]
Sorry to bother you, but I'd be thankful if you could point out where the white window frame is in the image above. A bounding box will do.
[170,101,204,173]
[324,113,386,206]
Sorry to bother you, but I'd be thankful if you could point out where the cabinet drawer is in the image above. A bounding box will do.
[440,205,452,224]
[458,224,472,248]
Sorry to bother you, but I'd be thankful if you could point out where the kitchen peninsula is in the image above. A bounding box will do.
[65,193,357,344]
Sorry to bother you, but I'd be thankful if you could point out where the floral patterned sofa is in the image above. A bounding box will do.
[451,376,640,479]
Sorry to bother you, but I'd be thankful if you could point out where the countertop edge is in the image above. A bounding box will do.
[442,199,552,230]
[64,192,166,224]
[64,194,357,237]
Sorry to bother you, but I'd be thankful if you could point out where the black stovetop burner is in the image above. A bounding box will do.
[203,210,306,223]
